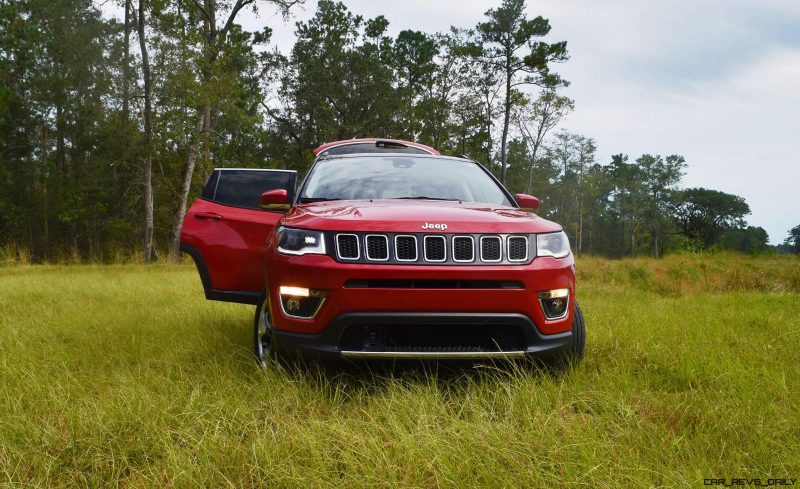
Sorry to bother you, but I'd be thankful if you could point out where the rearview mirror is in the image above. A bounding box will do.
[515,193,541,210]
[260,189,289,211]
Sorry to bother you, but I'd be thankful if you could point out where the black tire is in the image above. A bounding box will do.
[548,300,586,369]
[253,292,277,366]
[570,301,586,360]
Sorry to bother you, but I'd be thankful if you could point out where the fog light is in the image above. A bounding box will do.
[279,287,325,318]
[286,297,301,312]
[538,289,570,320]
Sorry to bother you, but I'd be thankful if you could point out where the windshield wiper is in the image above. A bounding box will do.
[395,196,459,201]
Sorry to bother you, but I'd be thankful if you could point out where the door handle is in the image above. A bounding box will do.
[194,212,223,221]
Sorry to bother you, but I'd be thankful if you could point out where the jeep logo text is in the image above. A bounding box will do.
[421,222,448,231]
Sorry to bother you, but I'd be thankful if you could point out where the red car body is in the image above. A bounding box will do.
[181,139,583,363]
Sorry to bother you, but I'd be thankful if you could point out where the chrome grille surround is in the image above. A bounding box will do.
[452,236,475,262]
[507,235,529,262]
[394,235,418,261]
[365,234,390,261]
[423,235,447,262]
[480,235,503,262]
[335,233,360,260]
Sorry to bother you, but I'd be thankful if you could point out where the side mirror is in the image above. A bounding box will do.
[259,189,290,211]
[515,193,541,210]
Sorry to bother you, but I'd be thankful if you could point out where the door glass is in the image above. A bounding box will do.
[200,170,219,200]
[209,170,295,209]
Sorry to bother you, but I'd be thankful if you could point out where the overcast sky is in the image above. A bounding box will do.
[106,0,800,243]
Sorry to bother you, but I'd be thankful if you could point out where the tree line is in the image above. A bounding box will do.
[0,0,795,262]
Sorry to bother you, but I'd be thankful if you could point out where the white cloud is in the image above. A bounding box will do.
[559,41,800,243]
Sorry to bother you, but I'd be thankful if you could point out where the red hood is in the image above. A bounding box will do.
[282,199,562,234]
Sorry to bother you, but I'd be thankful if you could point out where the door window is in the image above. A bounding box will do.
[202,169,295,209]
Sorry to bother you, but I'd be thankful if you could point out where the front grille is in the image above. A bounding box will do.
[481,236,502,262]
[453,236,474,262]
[339,323,526,352]
[365,235,389,260]
[329,232,535,265]
[424,236,446,262]
[395,235,417,261]
[507,236,528,261]
[336,234,359,260]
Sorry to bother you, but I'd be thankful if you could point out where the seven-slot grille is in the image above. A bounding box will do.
[333,232,536,265]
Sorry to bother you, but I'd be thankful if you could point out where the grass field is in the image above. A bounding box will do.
[0,254,798,487]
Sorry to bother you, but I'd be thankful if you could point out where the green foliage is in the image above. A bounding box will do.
[785,224,800,253]
[671,187,751,249]
[516,135,692,258]
[513,89,574,193]
[0,0,121,258]
[471,0,568,184]
[0,0,769,261]
[476,0,568,89]
[0,0,277,260]
[720,226,770,255]
[263,0,401,167]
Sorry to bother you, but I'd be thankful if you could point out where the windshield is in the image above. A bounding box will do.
[299,156,512,206]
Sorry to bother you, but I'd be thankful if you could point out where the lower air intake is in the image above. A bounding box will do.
[339,323,526,353]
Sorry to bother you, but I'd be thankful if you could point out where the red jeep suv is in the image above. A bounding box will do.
[181,138,585,365]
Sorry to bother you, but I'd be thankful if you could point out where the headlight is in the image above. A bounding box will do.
[276,227,326,255]
[536,231,571,258]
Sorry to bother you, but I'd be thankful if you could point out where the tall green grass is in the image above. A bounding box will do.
[0,256,798,487]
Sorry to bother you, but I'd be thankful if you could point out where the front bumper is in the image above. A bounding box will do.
[273,312,573,362]
[265,252,576,360]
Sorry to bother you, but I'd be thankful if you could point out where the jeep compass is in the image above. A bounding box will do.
[181,138,585,365]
